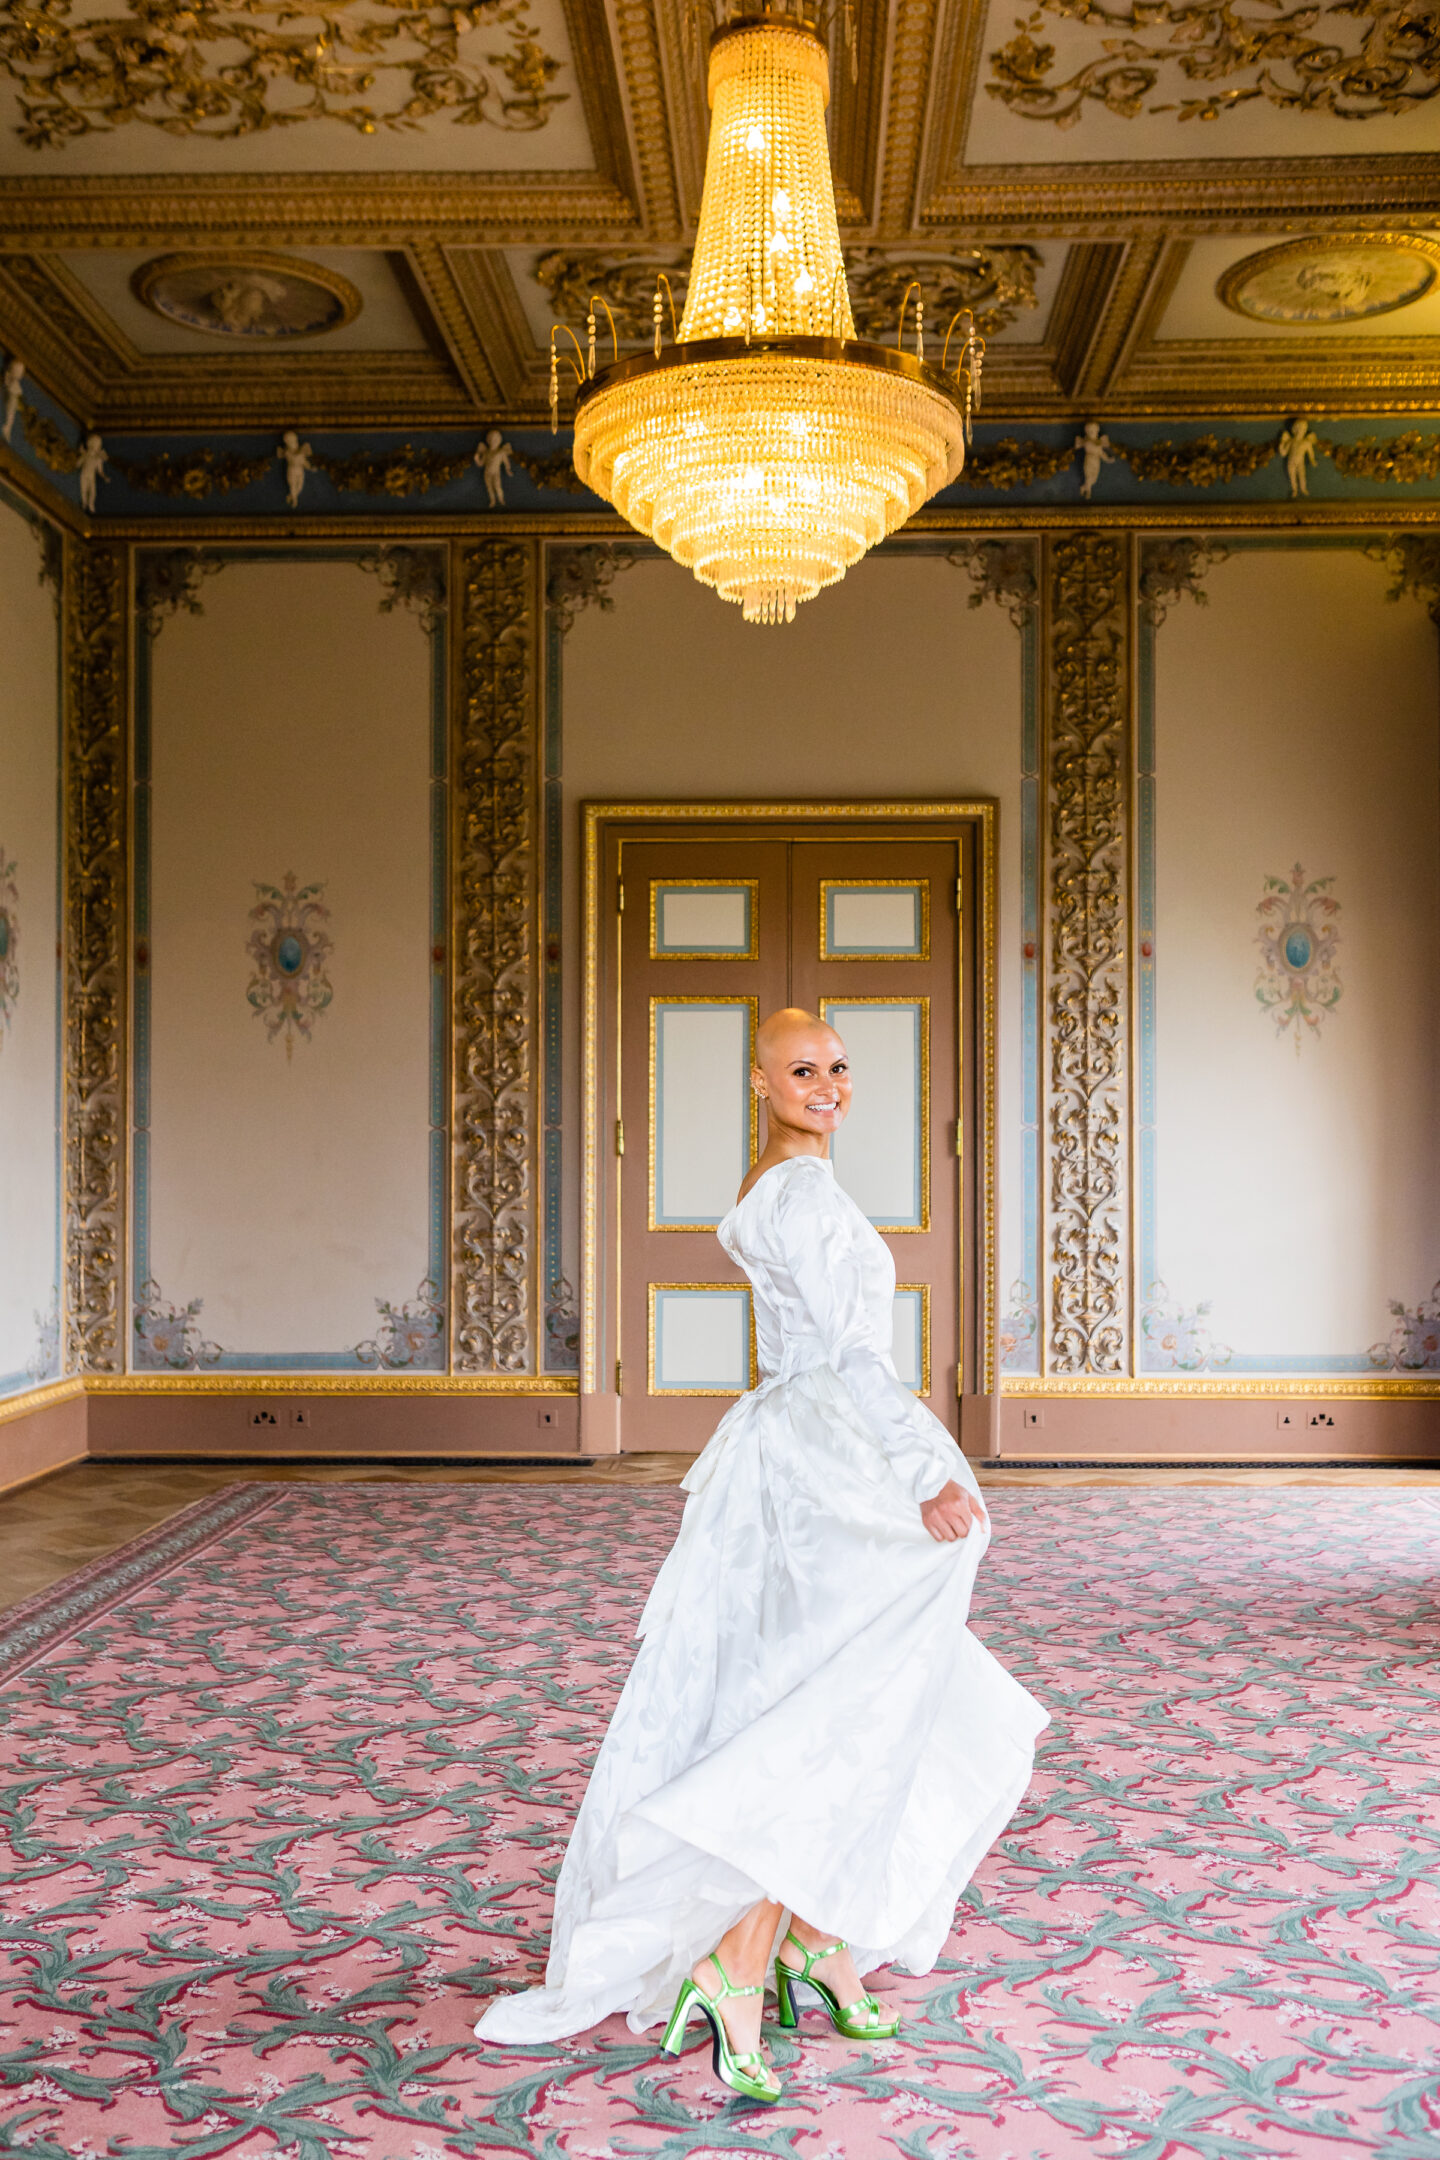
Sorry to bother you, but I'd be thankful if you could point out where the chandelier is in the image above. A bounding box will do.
[550,4,981,625]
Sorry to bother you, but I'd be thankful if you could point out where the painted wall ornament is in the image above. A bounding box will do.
[26,1297,59,1384]
[357,545,447,635]
[77,431,108,513]
[546,541,640,634]
[1219,236,1440,325]
[0,0,566,148]
[1138,535,1229,627]
[0,850,17,1046]
[355,1278,445,1369]
[279,432,315,510]
[135,548,223,637]
[1254,865,1341,1051]
[246,873,334,1058]
[134,1279,222,1370]
[1140,1282,1232,1372]
[1,355,22,443]
[948,538,1038,626]
[987,0,1440,125]
[1368,1282,1440,1371]
[1279,418,1319,499]
[1365,533,1440,624]
[998,1280,1039,1370]
[133,253,361,341]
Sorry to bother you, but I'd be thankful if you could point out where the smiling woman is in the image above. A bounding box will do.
[474,1002,1047,2105]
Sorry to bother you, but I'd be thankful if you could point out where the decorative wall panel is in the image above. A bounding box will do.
[63,532,127,1375]
[1043,533,1131,1376]
[137,552,441,1366]
[452,539,538,1374]
[0,491,62,1399]
[1143,539,1440,1371]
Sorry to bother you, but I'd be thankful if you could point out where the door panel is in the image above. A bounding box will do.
[613,830,964,1450]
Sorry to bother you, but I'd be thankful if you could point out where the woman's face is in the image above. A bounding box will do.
[754,1023,852,1139]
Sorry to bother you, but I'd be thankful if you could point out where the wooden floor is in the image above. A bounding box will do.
[1,1454,1436,1616]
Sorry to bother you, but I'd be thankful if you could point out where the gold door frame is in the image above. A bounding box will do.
[581,799,1000,1401]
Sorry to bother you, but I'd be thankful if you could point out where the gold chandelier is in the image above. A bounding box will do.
[551,6,981,625]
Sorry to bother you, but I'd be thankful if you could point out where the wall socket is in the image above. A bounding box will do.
[1021,1406,1045,1429]
[246,1404,315,1429]
[536,1407,557,1430]
[248,1406,281,1429]
[1276,1407,1340,1430]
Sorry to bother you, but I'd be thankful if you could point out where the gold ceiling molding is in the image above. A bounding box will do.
[987,0,1440,127]
[877,0,940,236]
[0,0,566,150]
[609,0,681,238]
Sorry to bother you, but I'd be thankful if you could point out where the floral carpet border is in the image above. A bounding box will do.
[0,1480,284,1681]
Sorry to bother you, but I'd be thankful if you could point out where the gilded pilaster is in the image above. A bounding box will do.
[1042,533,1132,1375]
[451,539,539,1373]
[62,536,128,1373]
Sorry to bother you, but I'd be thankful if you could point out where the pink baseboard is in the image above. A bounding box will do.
[86,1391,583,1457]
[0,1387,88,1492]
[997,1393,1440,1462]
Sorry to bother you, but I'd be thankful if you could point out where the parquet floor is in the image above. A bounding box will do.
[1,1453,1436,1616]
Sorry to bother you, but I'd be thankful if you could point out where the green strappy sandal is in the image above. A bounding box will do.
[773,1928,901,2040]
[660,1950,783,2104]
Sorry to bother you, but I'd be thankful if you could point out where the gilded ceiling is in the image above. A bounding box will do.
[0,0,1435,430]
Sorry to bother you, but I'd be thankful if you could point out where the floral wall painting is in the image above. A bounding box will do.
[1369,1283,1440,1371]
[0,850,17,1045]
[354,1278,445,1370]
[1254,864,1341,1053]
[998,1280,1039,1370]
[134,1279,222,1371]
[1140,1282,1233,1372]
[246,872,334,1057]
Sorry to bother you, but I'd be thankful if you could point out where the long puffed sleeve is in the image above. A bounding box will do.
[774,1162,973,1506]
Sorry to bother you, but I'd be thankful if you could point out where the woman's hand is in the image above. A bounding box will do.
[920,1480,987,1543]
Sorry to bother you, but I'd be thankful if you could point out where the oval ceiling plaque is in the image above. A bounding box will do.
[133,252,363,341]
[1217,236,1440,326]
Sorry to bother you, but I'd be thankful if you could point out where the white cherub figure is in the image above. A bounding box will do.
[279,429,315,509]
[1073,418,1116,501]
[77,429,108,512]
[1279,417,1318,499]
[476,427,513,510]
[2,356,23,444]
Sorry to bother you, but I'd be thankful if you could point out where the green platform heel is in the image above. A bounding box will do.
[773,1929,901,2040]
[660,1950,782,2105]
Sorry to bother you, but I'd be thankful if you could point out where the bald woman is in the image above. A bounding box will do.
[476,1009,1046,2102]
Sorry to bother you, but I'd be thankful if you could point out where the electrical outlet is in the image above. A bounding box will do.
[289,1404,313,1430]
[537,1407,556,1430]
[1276,1408,1300,1430]
[248,1406,281,1429]
[1021,1406,1045,1429]
[1307,1410,1338,1429]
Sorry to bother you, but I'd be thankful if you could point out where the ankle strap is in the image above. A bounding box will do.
[781,1928,848,1974]
[706,1951,760,1999]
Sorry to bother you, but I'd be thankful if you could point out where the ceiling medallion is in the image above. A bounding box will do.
[133,254,363,341]
[1218,236,1440,326]
[553,6,979,626]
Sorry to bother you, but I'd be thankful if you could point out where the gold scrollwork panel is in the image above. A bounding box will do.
[1043,531,1131,1377]
[63,535,128,1373]
[451,538,540,1374]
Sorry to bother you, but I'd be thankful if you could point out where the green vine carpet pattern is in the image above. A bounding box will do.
[1,1483,1437,2158]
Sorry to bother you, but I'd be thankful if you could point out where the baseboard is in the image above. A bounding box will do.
[0,1380,89,1492]
[998,1393,1440,1462]
[85,1390,584,1456]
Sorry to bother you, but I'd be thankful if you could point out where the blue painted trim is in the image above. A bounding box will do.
[652,1001,752,1228]
[825,998,925,1230]
[1012,576,1041,1373]
[541,596,570,1370]
[823,882,924,956]
[130,545,449,1372]
[1134,531,1426,1376]
[653,1286,751,1392]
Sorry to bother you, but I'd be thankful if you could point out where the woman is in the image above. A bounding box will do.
[476,1009,1047,2101]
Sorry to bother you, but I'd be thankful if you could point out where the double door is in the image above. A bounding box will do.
[603,825,970,1450]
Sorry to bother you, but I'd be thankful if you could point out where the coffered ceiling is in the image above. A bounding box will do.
[0,0,1435,430]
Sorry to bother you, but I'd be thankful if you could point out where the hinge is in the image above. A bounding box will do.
[617,881,625,913]
[615,1359,624,1392]
[615,1117,625,1156]
[955,877,963,910]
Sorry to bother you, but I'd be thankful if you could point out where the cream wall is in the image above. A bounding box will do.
[557,549,1029,1350]
[139,556,438,1367]
[1148,543,1440,1371]
[0,494,60,1402]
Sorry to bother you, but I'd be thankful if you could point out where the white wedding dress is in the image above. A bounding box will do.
[476,1155,1048,2043]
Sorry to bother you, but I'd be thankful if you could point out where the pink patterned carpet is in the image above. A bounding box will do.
[1,1482,1438,2160]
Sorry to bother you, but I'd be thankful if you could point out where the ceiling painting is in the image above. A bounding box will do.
[1217,236,1440,325]
[62,247,431,353]
[1151,235,1440,343]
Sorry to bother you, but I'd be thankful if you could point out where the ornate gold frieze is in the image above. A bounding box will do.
[1323,431,1440,485]
[1044,532,1129,1377]
[21,406,76,474]
[987,0,1440,126]
[63,536,128,1373]
[0,0,566,150]
[1124,435,1273,488]
[452,539,538,1373]
[1137,534,1228,625]
[955,438,1072,491]
[123,450,274,499]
